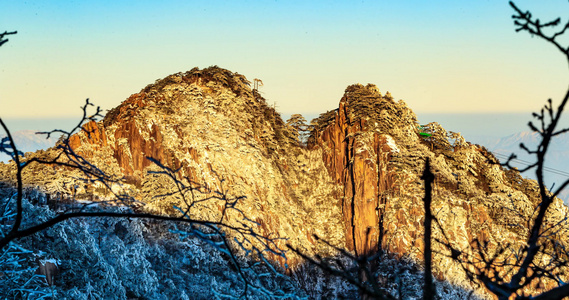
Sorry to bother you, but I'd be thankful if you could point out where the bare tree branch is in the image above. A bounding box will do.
[0,30,17,47]
[433,3,569,299]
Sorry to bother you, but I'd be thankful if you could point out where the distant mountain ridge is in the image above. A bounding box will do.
[0,130,58,163]
[476,131,569,203]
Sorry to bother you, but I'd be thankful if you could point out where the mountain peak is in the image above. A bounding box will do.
[310,82,419,149]
[143,66,252,96]
[4,67,567,298]
[104,66,257,126]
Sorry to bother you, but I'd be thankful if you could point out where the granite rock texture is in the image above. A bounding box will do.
[3,67,568,296]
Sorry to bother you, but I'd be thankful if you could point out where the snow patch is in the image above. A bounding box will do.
[384,135,400,153]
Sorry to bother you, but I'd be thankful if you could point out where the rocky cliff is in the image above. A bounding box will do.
[3,66,568,296]
[308,83,569,291]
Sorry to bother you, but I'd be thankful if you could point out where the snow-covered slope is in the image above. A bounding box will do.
[2,68,567,298]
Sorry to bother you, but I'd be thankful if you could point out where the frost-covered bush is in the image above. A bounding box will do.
[1,188,483,299]
[0,190,53,298]
[374,254,482,300]
[0,191,307,299]
[291,258,357,299]
[289,250,482,300]
[0,243,53,299]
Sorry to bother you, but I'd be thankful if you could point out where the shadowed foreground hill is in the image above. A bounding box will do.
[2,66,568,298]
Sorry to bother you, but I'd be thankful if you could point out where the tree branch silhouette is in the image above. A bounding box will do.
[510,1,569,62]
[0,30,17,47]
[434,2,569,299]
[422,158,435,300]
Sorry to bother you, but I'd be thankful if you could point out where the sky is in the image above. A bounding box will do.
[1,1,568,127]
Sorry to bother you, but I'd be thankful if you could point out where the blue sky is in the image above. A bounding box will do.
[1,1,568,120]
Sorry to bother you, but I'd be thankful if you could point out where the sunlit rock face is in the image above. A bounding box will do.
[4,66,568,295]
[309,82,568,294]
[309,84,419,257]
[58,67,347,265]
